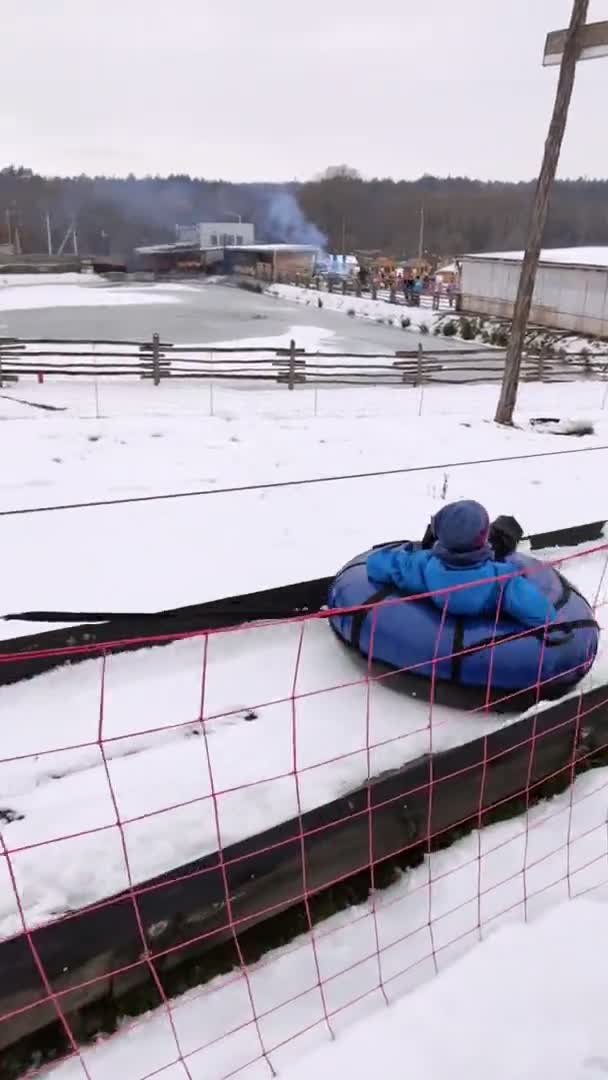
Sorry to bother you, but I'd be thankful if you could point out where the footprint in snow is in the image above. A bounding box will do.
[203,708,259,733]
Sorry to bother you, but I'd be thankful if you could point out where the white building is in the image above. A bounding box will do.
[460,247,608,338]
[175,221,255,249]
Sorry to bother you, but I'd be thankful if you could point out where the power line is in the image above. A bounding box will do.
[1,442,606,519]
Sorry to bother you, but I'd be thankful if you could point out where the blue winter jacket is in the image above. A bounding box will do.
[366,546,557,628]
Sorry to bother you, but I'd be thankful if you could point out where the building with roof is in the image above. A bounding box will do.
[460,247,608,337]
[176,221,255,248]
[435,261,459,285]
[135,239,319,279]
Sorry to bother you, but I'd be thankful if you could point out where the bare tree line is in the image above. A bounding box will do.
[2,164,608,259]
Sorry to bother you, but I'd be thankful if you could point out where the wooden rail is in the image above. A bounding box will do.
[1,337,607,389]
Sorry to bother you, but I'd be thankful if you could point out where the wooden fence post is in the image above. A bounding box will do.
[0,349,3,389]
[152,332,161,386]
[536,347,546,382]
[288,338,296,391]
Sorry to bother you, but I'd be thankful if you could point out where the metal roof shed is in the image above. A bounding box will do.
[460,247,608,337]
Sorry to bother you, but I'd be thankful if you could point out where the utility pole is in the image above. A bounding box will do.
[45,212,53,255]
[341,217,347,256]
[495,0,601,425]
[5,209,12,248]
[72,219,79,256]
[418,207,424,264]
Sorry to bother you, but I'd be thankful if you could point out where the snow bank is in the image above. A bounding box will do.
[435,312,608,356]
[43,764,608,1079]
[267,283,439,332]
[282,899,608,1080]
[0,273,95,287]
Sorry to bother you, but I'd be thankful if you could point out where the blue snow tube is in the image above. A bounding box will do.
[328,544,599,711]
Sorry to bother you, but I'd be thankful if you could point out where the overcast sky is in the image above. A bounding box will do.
[2,0,607,182]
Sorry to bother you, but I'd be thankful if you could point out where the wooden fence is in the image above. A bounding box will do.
[1,336,607,390]
[269,272,458,311]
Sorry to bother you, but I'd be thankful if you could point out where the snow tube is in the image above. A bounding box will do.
[328,545,599,710]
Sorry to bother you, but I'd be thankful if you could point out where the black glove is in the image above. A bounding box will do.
[421,521,435,549]
[489,515,524,560]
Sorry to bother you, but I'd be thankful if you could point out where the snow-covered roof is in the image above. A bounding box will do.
[136,242,320,257]
[136,241,203,255]
[436,262,458,274]
[464,247,608,271]
[228,243,319,253]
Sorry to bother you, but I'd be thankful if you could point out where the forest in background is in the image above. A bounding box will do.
[2,165,608,259]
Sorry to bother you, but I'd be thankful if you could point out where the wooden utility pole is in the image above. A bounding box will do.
[495,0,590,425]
[418,207,424,263]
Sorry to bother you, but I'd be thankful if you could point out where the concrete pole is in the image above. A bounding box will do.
[495,0,590,425]
[45,213,53,255]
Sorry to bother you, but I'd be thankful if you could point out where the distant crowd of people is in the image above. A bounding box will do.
[357,264,457,308]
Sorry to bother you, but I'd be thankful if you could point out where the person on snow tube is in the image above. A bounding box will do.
[366,500,557,629]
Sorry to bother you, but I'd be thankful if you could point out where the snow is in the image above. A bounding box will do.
[42,763,608,1080]
[0,378,607,619]
[2,291,608,1077]
[281,900,608,1080]
[0,533,606,944]
[267,283,439,331]
[466,247,608,270]
[230,244,319,253]
[0,274,200,311]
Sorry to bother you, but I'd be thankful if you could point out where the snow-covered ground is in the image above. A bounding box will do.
[1,533,607,944]
[1,377,607,620]
[268,281,608,360]
[267,282,439,332]
[2,285,608,1079]
[281,899,608,1080]
[43,763,608,1080]
[0,273,201,311]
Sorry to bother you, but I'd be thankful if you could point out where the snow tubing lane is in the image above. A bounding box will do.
[328,546,599,709]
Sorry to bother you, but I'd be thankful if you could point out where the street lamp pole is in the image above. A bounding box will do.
[494,0,602,425]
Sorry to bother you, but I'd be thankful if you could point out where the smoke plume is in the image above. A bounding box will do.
[262,191,326,248]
